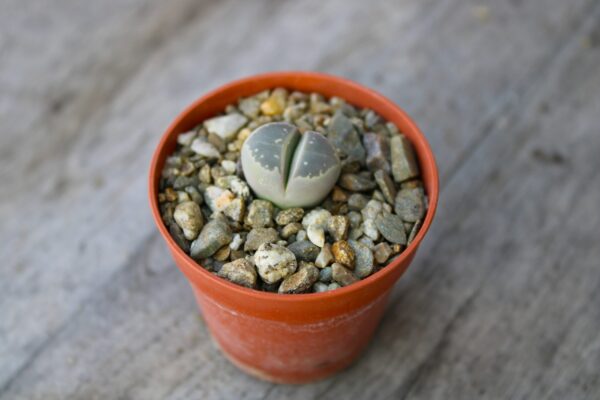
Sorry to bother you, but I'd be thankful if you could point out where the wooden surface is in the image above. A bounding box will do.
[1,0,599,398]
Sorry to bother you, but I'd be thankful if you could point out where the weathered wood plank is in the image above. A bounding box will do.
[1,0,599,398]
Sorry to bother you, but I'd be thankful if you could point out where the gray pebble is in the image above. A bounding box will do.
[348,193,369,211]
[395,187,426,223]
[287,240,320,262]
[177,130,197,147]
[245,199,274,228]
[374,170,397,205]
[315,244,334,268]
[375,211,407,245]
[348,240,374,279]
[217,258,257,288]
[313,282,329,293]
[191,138,221,159]
[361,199,383,221]
[390,135,420,182]
[327,282,341,291]
[328,111,366,163]
[244,228,279,251]
[338,173,376,192]
[204,186,235,212]
[347,211,362,228]
[173,201,204,240]
[363,132,390,173]
[204,113,248,142]
[190,219,233,259]
[238,97,261,119]
[407,219,422,245]
[319,266,333,283]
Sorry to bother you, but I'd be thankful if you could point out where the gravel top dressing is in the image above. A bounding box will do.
[158,88,427,294]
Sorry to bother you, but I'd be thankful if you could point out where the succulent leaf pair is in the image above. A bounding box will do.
[241,122,341,208]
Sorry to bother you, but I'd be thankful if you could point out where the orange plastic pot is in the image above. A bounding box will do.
[149,72,438,383]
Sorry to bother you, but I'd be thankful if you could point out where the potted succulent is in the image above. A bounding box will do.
[149,72,438,383]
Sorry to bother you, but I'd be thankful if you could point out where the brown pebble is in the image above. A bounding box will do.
[331,186,348,202]
[278,263,319,294]
[213,245,231,261]
[331,240,355,270]
[331,263,358,286]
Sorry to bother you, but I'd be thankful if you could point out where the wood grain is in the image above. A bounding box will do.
[1,0,599,398]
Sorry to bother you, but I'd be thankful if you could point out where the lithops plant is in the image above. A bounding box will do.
[241,122,341,208]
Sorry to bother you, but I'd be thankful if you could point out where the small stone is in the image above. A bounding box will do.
[276,208,305,225]
[326,215,349,241]
[223,198,245,222]
[362,219,380,241]
[204,186,235,212]
[348,240,374,278]
[287,240,320,262]
[190,219,232,259]
[302,208,331,229]
[213,245,231,261]
[373,242,393,264]
[347,211,362,228]
[331,186,348,202]
[244,228,279,251]
[254,243,297,284]
[169,222,190,253]
[208,132,226,153]
[363,132,391,173]
[173,201,204,240]
[184,186,203,205]
[327,282,341,291]
[229,233,244,251]
[191,138,221,159]
[364,110,382,129]
[283,104,306,121]
[315,244,334,268]
[177,130,196,146]
[245,199,274,228]
[177,191,191,203]
[374,170,397,205]
[391,135,420,182]
[401,179,423,190]
[361,199,383,221]
[358,236,375,249]
[281,222,302,239]
[278,263,319,294]
[164,187,178,202]
[348,226,363,240]
[179,159,196,176]
[331,240,355,269]
[238,97,261,118]
[391,244,404,254]
[331,263,358,286]
[319,266,333,283]
[328,110,366,163]
[307,225,325,247]
[296,230,307,241]
[407,219,422,245]
[198,164,212,184]
[215,175,251,199]
[230,249,245,261]
[260,88,287,116]
[204,113,248,142]
[217,258,257,288]
[221,160,237,174]
[375,211,407,245]
[313,282,329,293]
[395,187,426,223]
[211,166,226,181]
[338,173,376,192]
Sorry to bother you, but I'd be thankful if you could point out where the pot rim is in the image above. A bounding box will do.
[149,71,439,303]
